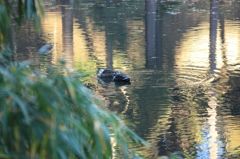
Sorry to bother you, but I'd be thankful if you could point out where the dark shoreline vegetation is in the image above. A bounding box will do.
[0,0,148,158]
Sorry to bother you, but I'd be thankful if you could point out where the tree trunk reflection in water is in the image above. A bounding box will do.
[61,0,74,71]
[197,1,225,159]
[105,2,114,69]
[155,9,164,69]
[145,0,157,68]
[209,0,218,72]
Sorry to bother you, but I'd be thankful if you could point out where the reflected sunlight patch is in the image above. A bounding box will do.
[174,21,240,71]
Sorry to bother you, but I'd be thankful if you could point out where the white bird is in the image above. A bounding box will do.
[38,43,53,54]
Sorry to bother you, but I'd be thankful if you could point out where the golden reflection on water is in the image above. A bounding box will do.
[126,20,146,69]
[174,17,240,158]
[42,8,63,63]
[206,89,218,159]
[175,21,240,71]
[41,7,145,75]
[175,22,210,69]
[225,116,240,156]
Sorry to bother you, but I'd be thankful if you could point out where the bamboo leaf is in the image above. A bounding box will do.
[1,97,8,135]
[26,0,32,19]
[60,133,85,159]
[57,148,68,159]
[0,61,147,158]
[0,154,11,158]
[6,90,30,124]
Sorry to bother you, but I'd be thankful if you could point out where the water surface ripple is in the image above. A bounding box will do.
[14,0,240,158]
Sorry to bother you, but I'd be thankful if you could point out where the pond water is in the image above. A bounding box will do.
[13,0,240,158]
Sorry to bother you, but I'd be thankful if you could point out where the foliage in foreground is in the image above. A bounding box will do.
[0,62,147,159]
[0,0,44,48]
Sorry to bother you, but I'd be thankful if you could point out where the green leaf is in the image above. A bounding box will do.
[57,148,68,159]
[0,61,147,158]
[6,90,30,124]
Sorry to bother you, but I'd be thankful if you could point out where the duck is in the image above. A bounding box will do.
[38,43,53,54]
[97,69,130,82]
